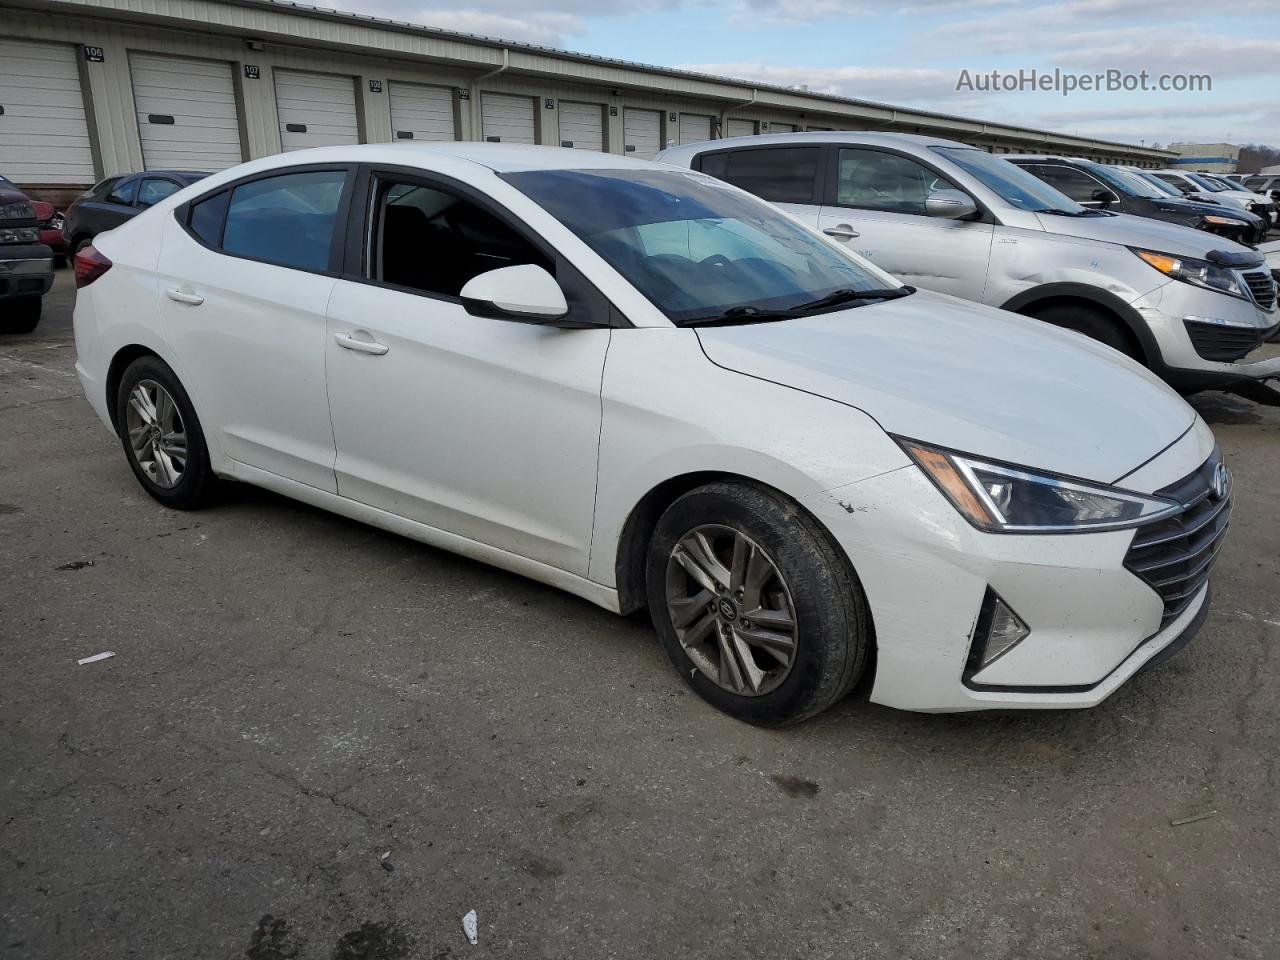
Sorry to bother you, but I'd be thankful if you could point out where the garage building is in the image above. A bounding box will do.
[0,0,1175,205]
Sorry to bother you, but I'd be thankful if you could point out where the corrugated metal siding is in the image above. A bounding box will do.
[558,101,603,150]
[0,38,95,183]
[129,52,243,171]
[274,69,359,151]
[388,81,455,142]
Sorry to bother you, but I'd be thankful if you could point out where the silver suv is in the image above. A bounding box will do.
[658,132,1280,394]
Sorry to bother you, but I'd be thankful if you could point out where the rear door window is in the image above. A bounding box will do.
[698,147,820,203]
[1028,165,1107,204]
[220,170,348,272]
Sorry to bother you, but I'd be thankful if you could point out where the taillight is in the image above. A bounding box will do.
[74,244,112,288]
[32,200,54,223]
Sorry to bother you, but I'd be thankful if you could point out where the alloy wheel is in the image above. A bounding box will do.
[665,524,798,696]
[125,379,187,489]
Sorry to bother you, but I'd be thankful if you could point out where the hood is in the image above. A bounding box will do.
[1033,209,1257,259]
[696,290,1194,484]
[1152,197,1261,224]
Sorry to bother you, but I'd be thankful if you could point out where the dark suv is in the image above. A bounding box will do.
[62,171,208,255]
[0,181,54,334]
[1007,155,1268,245]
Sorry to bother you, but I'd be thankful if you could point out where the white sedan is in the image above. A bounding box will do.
[71,144,1230,723]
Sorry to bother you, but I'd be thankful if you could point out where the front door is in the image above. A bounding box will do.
[324,172,609,575]
[816,146,994,301]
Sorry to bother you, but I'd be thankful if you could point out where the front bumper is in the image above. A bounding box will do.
[0,243,54,300]
[1132,277,1280,388]
[801,419,1220,712]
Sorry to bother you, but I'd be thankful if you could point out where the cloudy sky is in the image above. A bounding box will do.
[350,0,1278,147]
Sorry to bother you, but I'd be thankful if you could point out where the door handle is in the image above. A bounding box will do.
[165,288,204,306]
[823,225,860,240]
[333,331,389,356]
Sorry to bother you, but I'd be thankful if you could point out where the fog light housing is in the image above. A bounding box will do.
[967,589,1029,673]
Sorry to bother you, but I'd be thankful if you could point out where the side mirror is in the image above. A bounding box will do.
[459,264,568,322]
[925,188,978,220]
[1091,188,1119,206]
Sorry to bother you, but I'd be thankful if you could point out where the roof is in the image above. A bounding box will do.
[657,130,975,165]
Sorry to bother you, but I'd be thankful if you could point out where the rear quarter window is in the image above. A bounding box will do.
[697,146,820,203]
[218,170,347,272]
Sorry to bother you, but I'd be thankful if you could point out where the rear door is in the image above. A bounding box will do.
[157,166,353,491]
[388,81,456,142]
[816,146,993,301]
[623,108,661,159]
[274,70,359,151]
[481,93,536,144]
[558,101,604,150]
[129,52,243,171]
[694,144,823,226]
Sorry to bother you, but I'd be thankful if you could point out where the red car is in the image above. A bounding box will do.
[31,200,67,266]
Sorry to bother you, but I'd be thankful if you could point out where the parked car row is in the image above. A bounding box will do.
[70,140,1262,725]
[1149,170,1277,231]
[659,132,1279,398]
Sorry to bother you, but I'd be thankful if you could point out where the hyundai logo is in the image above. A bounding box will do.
[1210,462,1230,501]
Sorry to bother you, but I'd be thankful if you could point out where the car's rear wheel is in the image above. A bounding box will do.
[115,355,218,509]
[1030,303,1139,360]
[645,480,870,725]
[0,296,41,334]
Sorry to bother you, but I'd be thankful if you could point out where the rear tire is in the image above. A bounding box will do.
[115,355,219,509]
[0,296,41,334]
[1029,303,1138,360]
[645,480,870,726]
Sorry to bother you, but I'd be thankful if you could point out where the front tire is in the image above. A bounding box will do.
[0,296,41,334]
[115,355,218,509]
[1030,303,1138,360]
[645,481,870,726]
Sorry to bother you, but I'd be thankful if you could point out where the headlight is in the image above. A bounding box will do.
[0,226,39,244]
[897,439,1181,533]
[1200,215,1240,226]
[0,200,34,220]
[1132,248,1249,300]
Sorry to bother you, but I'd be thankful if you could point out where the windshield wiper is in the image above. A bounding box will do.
[679,287,914,327]
[1033,207,1103,217]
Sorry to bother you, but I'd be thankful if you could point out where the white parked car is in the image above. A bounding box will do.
[73,144,1230,723]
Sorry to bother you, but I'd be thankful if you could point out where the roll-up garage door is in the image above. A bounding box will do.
[0,39,94,185]
[275,69,359,152]
[481,93,536,144]
[130,53,242,172]
[558,101,603,150]
[770,122,796,133]
[388,81,455,142]
[623,108,661,159]
[679,113,713,145]
[726,118,756,139]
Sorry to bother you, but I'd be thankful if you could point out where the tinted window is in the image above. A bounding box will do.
[107,178,137,206]
[371,179,549,296]
[837,149,958,214]
[1028,165,1106,203]
[504,168,891,325]
[187,190,230,246]
[91,176,122,198]
[221,170,347,272]
[138,178,181,208]
[934,146,1084,214]
[699,147,820,203]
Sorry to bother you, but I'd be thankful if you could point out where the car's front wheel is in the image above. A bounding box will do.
[645,480,870,725]
[115,355,218,509]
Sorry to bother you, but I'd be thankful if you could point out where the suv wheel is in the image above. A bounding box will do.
[0,296,41,334]
[1031,303,1138,360]
[645,480,870,725]
[115,355,219,509]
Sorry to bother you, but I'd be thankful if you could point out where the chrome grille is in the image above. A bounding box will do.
[1242,270,1277,311]
[1124,451,1231,631]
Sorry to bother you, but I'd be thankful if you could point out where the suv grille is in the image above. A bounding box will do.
[1183,319,1269,361]
[1124,451,1231,631]
[1243,270,1277,311]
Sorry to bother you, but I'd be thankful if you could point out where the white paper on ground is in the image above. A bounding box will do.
[462,909,478,945]
[77,651,116,666]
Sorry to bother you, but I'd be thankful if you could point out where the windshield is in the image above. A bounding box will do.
[503,168,897,325]
[1186,173,1229,192]
[1082,162,1165,199]
[931,147,1085,214]
[1130,170,1181,197]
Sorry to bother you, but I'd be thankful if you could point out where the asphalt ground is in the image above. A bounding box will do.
[2,270,1279,959]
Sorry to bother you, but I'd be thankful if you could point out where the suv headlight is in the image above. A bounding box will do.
[1132,248,1249,300]
[0,200,34,220]
[897,439,1181,533]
